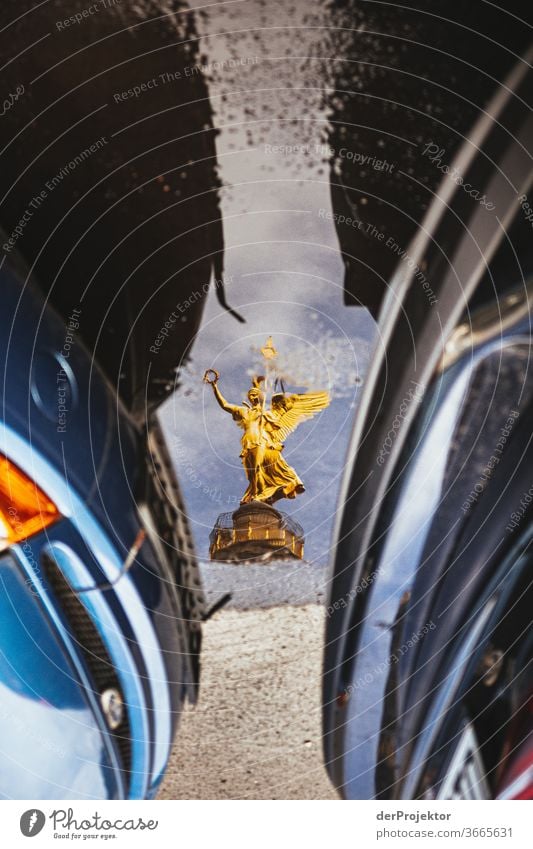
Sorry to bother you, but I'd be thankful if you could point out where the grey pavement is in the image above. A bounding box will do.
[200,559,332,612]
[159,603,338,800]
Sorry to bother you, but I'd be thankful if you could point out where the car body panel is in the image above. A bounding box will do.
[0,249,203,798]
[323,50,533,798]
[0,552,120,800]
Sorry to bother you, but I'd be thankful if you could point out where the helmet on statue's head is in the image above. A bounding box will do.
[246,375,265,407]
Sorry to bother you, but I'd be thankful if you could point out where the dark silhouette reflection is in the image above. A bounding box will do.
[326,0,532,317]
[0,1,237,421]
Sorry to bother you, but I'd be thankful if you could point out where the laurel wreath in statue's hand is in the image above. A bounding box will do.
[203,368,219,385]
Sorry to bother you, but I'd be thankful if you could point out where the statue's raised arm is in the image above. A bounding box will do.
[203,369,241,417]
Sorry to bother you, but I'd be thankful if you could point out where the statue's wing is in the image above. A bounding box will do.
[272,392,330,442]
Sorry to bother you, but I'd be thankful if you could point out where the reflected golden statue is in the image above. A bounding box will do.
[203,354,330,505]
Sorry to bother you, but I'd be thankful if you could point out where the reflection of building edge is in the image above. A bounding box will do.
[209,501,304,562]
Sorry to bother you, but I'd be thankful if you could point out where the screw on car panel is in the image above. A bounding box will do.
[100,688,124,730]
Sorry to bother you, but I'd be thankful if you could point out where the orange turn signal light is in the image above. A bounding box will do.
[0,455,60,548]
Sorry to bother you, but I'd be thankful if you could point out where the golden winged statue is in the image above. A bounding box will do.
[203,367,330,505]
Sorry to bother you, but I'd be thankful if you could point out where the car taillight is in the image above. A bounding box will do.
[0,455,59,550]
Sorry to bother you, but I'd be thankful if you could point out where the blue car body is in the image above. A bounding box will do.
[0,255,203,799]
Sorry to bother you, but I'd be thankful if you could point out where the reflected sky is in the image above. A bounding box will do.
[161,0,376,564]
